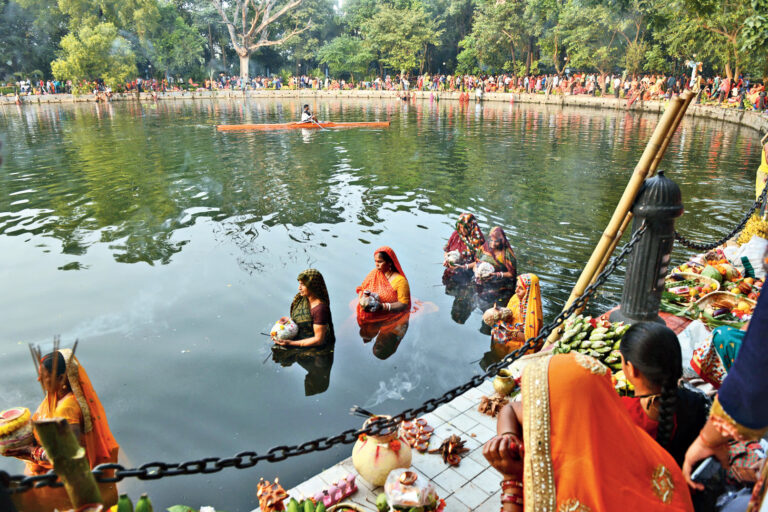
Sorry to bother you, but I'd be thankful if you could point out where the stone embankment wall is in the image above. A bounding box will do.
[3,89,767,135]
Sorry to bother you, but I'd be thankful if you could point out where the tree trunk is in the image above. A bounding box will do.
[240,53,250,80]
[208,24,214,63]
[725,62,733,81]
[526,37,532,75]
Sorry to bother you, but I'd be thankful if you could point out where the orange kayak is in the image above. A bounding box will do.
[217,121,390,131]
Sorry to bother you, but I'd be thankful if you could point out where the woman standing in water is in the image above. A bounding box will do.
[274,269,334,348]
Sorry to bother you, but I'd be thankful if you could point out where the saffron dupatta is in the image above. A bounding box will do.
[356,246,410,326]
[522,353,693,512]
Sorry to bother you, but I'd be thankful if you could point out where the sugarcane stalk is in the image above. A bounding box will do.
[34,419,101,508]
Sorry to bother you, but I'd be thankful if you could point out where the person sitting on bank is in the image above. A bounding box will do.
[301,104,317,123]
[273,269,334,348]
[490,273,543,354]
[484,352,694,512]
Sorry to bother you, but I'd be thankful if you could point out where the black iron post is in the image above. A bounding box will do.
[0,471,18,512]
[610,171,684,324]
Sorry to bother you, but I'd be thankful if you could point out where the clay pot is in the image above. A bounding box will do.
[352,416,412,486]
[492,369,517,396]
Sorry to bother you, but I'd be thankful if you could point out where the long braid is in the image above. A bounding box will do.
[620,322,683,449]
[655,379,679,449]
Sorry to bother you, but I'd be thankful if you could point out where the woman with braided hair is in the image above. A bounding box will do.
[618,322,710,467]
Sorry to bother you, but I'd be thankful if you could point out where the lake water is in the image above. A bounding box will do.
[0,98,759,511]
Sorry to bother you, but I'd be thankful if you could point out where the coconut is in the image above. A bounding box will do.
[445,250,462,265]
[270,317,298,340]
[483,306,512,326]
[474,261,495,280]
[359,290,381,312]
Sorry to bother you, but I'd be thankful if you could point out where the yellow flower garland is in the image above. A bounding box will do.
[0,408,31,437]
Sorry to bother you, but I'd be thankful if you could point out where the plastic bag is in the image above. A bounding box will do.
[723,236,768,279]
[384,469,438,509]
[270,317,298,340]
[677,320,711,379]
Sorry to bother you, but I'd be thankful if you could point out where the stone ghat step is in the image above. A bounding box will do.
[255,379,505,512]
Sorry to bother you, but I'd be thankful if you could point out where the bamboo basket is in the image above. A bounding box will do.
[665,271,720,294]
[693,291,756,328]
[328,503,372,512]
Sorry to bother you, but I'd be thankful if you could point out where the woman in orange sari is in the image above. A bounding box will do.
[490,274,543,354]
[356,247,411,355]
[6,349,119,475]
[484,352,694,511]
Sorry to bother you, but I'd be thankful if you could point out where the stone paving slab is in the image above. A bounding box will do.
[263,382,505,512]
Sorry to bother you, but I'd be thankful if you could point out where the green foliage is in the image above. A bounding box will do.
[559,1,619,74]
[361,3,443,74]
[51,22,136,87]
[148,3,204,77]
[317,35,374,80]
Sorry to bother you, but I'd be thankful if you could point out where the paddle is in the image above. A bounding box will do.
[310,117,327,131]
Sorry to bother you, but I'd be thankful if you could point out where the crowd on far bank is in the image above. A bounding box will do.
[4,70,768,111]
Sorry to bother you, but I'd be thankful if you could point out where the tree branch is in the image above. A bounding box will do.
[211,0,245,53]
[254,0,303,36]
[248,22,310,51]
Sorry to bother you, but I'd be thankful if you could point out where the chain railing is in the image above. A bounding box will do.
[674,185,768,251]
[3,223,649,494]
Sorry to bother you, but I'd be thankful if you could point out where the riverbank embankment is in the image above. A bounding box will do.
[3,89,768,136]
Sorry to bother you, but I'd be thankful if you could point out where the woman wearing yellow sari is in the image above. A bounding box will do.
[7,350,119,475]
[484,353,694,511]
[490,274,543,353]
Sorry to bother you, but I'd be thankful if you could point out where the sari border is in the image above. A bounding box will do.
[60,348,93,434]
[523,352,556,512]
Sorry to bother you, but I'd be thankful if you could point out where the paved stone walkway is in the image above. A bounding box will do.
[272,379,504,512]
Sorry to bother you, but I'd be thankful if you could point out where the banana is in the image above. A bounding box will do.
[315,503,326,512]
[287,499,300,512]
[303,499,316,512]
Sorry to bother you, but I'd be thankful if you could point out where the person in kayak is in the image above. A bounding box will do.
[301,104,318,123]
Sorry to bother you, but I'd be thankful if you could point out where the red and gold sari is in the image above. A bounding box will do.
[521,353,693,511]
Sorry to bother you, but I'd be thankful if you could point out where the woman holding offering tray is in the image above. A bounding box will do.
[490,274,543,353]
[356,246,411,324]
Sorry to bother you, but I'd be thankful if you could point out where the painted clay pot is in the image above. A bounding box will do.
[492,369,517,396]
[352,416,412,486]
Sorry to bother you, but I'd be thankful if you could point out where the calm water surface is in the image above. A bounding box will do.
[0,98,759,510]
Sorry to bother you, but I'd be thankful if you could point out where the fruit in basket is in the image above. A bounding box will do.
[717,264,739,281]
[701,266,723,283]
[737,301,752,312]
[0,408,34,456]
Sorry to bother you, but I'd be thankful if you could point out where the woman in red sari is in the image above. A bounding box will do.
[356,247,411,357]
[443,213,485,283]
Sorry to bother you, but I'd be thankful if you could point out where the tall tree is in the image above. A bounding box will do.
[317,34,374,80]
[210,0,310,79]
[361,3,442,75]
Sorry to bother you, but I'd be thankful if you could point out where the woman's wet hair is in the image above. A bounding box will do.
[41,351,67,377]
[619,322,682,449]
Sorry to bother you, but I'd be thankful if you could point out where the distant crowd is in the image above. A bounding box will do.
[5,71,767,110]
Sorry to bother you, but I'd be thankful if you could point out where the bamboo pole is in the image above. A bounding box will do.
[544,94,687,346]
[34,419,102,508]
[584,90,696,290]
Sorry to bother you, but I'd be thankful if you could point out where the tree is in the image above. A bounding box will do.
[361,3,442,75]
[317,35,373,80]
[559,2,620,75]
[210,0,310,79]
[149,8,205,78]
[281,0,338,73]
[457,0,528,75]
[51,22,136,88]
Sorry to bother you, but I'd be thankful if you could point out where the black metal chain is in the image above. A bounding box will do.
[674,185,768,251]
[2,223,648,495]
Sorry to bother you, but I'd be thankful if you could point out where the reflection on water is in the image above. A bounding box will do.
[271,346,335,396]
[0,98,760,511]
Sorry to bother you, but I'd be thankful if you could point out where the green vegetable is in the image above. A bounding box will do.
[376,492,389,512]
[315,502,326,512]
[303,499,316,512]
[702,265,723,283]
[287,498,300,512]
[117,494,133,512]
[134,494,153,512]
